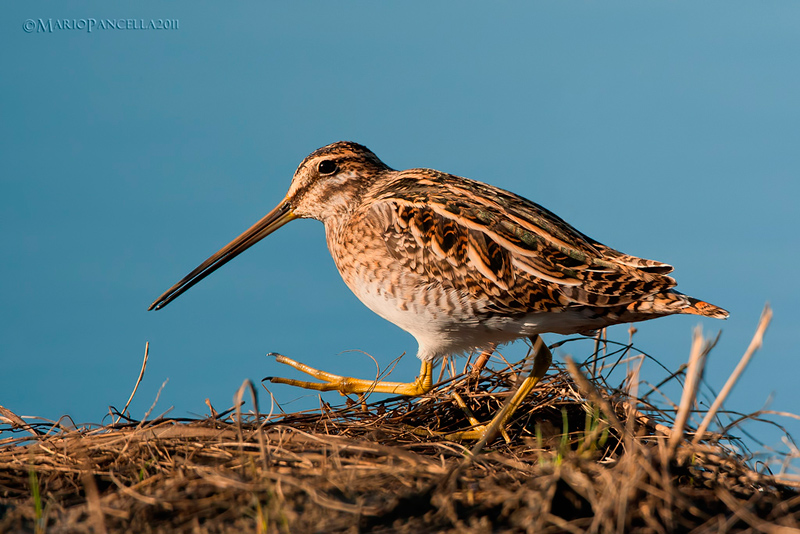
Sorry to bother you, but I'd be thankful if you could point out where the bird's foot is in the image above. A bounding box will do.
[264,354,434,396]
[414,391,512,442]
[421,336,553,453]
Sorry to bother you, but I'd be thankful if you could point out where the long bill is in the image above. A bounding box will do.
[148,201,297,311]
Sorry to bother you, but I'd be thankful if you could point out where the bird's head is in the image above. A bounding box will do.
[285,141,390,222]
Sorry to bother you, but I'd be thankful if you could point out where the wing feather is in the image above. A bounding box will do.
[359,170,677,315]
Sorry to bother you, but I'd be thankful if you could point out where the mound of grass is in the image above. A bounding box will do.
[2,307,798,533]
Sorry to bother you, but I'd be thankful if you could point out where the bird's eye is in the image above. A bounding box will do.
[317,160,338,175]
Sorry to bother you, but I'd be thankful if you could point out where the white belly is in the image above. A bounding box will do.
[346,277,596,362]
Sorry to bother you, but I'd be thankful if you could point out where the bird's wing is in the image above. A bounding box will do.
[356,170,677,314]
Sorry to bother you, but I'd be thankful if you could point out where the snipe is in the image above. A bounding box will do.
[149,141,728,443]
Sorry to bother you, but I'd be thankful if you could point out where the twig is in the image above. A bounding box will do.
[234,379,268,471]
[114,342,150,425]
[693,305,773,445]
[624,355,644,452]
[669,327,717,455]
[0,405,41,437]
[565,356,626,436]
[138,379,169,427]
[81,467,108,534]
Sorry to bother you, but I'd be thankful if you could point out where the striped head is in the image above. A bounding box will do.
[287,141,391,223]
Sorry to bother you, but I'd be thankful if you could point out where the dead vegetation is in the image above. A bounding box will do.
[2,306,799,533]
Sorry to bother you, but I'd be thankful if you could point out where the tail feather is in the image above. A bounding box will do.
[623,291,729,320]
[682,297,730,319]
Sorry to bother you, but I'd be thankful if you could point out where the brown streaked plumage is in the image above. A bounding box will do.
[149,141,728,439]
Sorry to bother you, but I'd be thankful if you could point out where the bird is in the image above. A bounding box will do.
[149,141,728,442]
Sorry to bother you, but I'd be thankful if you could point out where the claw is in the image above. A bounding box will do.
[264,354,434,396]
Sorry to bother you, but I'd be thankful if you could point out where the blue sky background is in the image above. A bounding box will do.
[2,2,798,461]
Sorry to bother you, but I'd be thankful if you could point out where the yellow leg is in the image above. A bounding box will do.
[264,354,434,396]
[447,336,552,449]
[445,392,511,443]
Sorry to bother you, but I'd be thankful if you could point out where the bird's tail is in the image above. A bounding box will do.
[681,296,730,319]
[624,291,729,320]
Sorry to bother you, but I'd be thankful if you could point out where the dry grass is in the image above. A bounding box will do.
[2,306,799,533]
